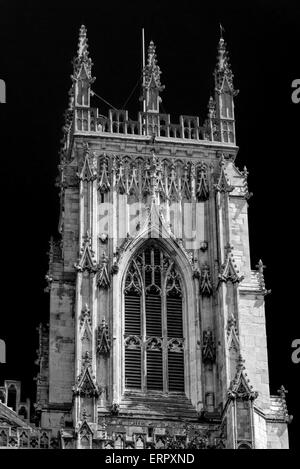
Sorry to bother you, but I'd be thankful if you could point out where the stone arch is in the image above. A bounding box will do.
[112,228,201,408]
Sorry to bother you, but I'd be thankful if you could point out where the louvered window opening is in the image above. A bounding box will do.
[124,245,184,393]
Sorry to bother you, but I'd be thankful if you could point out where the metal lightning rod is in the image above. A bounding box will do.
[142,28,146,113]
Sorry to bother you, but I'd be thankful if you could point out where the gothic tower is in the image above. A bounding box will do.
[36,25,290,449]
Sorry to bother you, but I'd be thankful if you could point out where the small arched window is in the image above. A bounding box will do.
[7,385,17,411]
[124,243,184,393]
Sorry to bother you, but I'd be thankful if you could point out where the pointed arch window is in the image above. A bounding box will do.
[124,244,184,393]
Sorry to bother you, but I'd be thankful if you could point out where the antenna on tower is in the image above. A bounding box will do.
[142,28,146,112]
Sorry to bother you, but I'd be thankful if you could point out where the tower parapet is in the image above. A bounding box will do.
[62,27,239,152]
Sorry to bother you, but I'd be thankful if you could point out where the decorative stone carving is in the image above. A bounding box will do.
[110,262,119,275]
[214,155,234,193]
[75,231,97,273]
[96,253,110,289]
[98,156,111,193]
[219,244,244,284]
[99,233,108,244]
[176,239,193,266]
[146,337,162,351]
[72,25,94,81]
[124,261,142,295]
[124,335,141,349]
[241,166,253,200]
[167,338,184,352]
[113,233,133,267]
[200,263,213,296]
[142,41,165,114]
[192,256,201,279]
[200,241,208,252]
[166,265,182,296]
[73,365,100,398]
[97,318,110,356]
[128,164,139,196]
[80,304,91,327]
[228,332,239,357]
[115,157,126,194]
[227,313,239,338]
[155,157,166,198]
[214,37,237,95]
[82,350,92,367]
[110,402,120,416]
[77,419,93,449]
[142,160,152,196]
[277,386,293,424]
[168,160,179,201]
[202,329,216,364]
[78,148,97,182]
[181,162,191,200]
[227,355,258,401]
[255,259,271,296]
[196,163,209,201]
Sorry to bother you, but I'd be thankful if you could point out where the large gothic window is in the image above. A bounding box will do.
[124,244,184,393]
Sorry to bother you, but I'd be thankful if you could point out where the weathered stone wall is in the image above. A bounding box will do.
[238,294,270,410]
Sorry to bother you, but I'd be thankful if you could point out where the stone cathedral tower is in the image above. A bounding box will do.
[35,25,290,449]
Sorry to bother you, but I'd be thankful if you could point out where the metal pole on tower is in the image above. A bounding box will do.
[142,28,146,113]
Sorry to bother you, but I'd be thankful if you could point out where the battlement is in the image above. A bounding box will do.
[70,107,235,146]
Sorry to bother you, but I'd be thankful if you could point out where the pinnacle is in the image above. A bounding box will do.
[256,259,266,274]
[216,37,227,72]
[214,31,235,93]
[144,40,163,89]
[77,25,89,59]
[72,24,94,80]
[147,41,156,63]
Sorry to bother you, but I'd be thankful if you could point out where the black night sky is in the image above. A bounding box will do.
[0,0,299,449]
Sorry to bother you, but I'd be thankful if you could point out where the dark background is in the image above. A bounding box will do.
[0,0,299,448]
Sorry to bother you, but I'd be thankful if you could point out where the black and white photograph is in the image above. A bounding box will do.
[0,0,299,453]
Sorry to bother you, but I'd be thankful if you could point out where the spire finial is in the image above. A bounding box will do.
[217,35,227,72]
[70,25,95,109]
[72,24,94,79]
[144,40,164,89]
[220,23,225,39]
[141,40,165,113]
[78,25,88,58]
[214,30,235,94]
